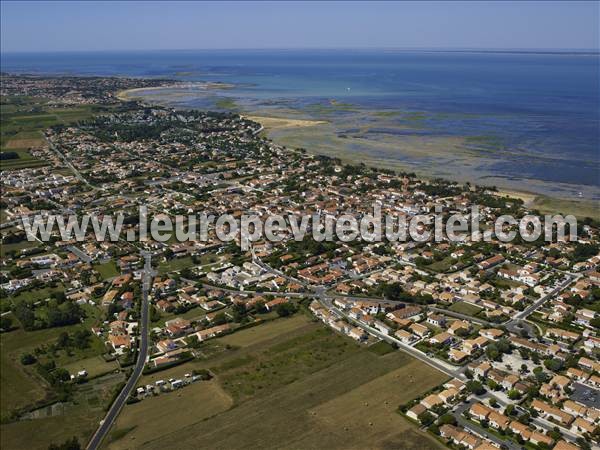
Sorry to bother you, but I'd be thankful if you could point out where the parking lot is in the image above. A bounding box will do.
[571,382,600,409]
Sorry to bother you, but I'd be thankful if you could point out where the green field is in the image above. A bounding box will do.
[1,96,110,171]
[62,356,119,379]
[108,381,233,450]
[93,261,119,280]
[0,306,105,415]
[46,334,108,369]
[6,284,66,306]
[1,295,118,449]
[108,315,447,450]
[0,239,40,258]
[158,256,194,274]
[216,314,312,347]
[0,149,48,170]
[157,253,220,274]
[215,97,239,110]
[448,301,483,316]
[153,306,207,328]
[0,332,49,414]
[1,372,125,450]
[424,256,456,273]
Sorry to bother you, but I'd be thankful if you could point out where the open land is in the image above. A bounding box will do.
[108,316,447,450]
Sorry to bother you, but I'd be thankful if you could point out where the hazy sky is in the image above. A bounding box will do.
[1,1,598,52]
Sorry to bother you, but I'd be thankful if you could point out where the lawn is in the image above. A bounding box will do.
[425,256,456,273]
[109,315,448,450]
[93,260,119,280]
[158,256,194,274]
[448,301,483,316]
[62,356,119,379]
[7,284,65,306]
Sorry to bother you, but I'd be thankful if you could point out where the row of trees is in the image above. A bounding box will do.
[374,282,434,304]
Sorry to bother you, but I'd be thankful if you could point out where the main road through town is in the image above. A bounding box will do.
[86,251,154,450]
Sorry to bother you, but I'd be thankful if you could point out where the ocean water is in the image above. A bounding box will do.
[2,49,599,199]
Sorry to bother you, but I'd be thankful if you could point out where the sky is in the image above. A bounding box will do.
[1,1,598,53]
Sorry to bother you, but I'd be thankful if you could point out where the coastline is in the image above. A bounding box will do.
[117,86,176,101]
[243,115,327,130]
[119,87,600,221]
[116,82,235,101]
[256,114,599,220]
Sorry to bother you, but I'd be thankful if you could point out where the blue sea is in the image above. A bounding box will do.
[2,49,599,199]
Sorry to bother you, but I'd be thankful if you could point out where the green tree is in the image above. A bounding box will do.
[20,353,37,365]
[149,305,161,323]
[72,329,92,349]
[14,303,35,330]
[212,312,227,326]
[437,413,456,426]
[47,436,81,450]
[507,389,521,400]
[57,331,71,349]
[0,316,12,331]
[486,344,500,361]
[487,379,499,390]
[275,302,297,317]
[544,358,563,372]
[418,411,435,426]
[466,380,485,395]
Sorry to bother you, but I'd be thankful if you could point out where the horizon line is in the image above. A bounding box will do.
[2,46,599,55]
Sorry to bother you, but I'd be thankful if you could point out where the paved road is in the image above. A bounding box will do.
[514,275,576,320]
[204,255,585,446]
[243,250,586,446]
[503,275,575,337]
[45,136,97,190]
[318,293,462,378]
[66,245,93,263]
[428,306,493,327]
[453,399,520,450]
[86,252,154,450]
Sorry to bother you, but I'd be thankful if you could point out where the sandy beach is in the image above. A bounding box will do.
[244,115,327,130]
[117,82,235,101]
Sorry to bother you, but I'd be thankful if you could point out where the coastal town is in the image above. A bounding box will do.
[1,74,600,450]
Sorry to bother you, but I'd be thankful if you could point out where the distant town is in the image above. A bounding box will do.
[1,73,599,450]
